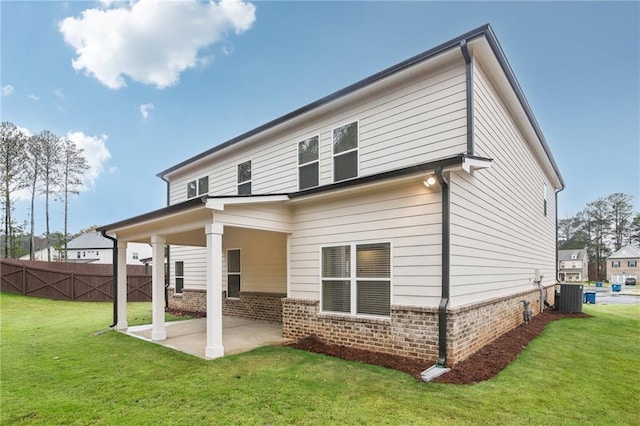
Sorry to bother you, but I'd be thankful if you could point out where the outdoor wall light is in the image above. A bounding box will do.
[423,176,437,187]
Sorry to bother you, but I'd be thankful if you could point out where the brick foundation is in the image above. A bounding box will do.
[222,291,286,323]
[282,284,555,366]
[167,288,285,324]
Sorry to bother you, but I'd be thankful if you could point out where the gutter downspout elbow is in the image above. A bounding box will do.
[101,230,118,328]
[435,166,450,367]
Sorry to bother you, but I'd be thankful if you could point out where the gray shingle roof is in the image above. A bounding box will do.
[66,232,113,249]
[608,245,640,259]
[558,248,587,261]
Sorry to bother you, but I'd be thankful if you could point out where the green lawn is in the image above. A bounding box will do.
[1,292,639,425]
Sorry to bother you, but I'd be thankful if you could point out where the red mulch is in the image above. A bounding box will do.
[286,309,591,384]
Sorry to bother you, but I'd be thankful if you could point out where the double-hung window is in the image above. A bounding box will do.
[187,176,209,199]
[629,260,637,268]
[321,242,391,317]
[298,136,319,190]
[175,261,184,294]
[227,249,241,298]
[237,160,251,195]
[612,261,620,268]
[333,121,358,182]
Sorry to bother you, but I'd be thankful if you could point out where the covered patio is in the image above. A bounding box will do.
[123,316,290,358]
[98,195,292,359]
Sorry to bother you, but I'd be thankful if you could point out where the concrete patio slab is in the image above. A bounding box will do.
[123,316,290,359]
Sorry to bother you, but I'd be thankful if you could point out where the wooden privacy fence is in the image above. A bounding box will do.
[0,259,152,302]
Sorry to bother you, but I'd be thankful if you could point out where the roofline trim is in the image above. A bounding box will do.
[101,154,492,232]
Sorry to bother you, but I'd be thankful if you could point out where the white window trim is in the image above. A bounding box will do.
[297,135,320,190]
[187,175,209,200]
[236,160,252,195]
[331,120,360,183]
[174,261,184,294]
[226,248,241,299]
[319,240,392,318]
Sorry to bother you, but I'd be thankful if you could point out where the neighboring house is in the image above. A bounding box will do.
[65,232,151,265]
[558,248,588,282]
[19,248,62,261]
[99,24,564,367]
[606,245,640,283]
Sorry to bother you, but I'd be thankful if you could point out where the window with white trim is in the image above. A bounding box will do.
[175,261,184,294]
[543,183,549,217]
[612,261,620,268]
[237,161,251,195]
[227,249,241,298]
[133,252,139,260]
[333,122,358,182]
[321,242,390,317]
[187,176,209,199]
[629,260,637,268]
[298,136,319,190]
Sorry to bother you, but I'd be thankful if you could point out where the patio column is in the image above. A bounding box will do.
[151,235,166,341]
[116,240,128,330]
[205,223,224,358]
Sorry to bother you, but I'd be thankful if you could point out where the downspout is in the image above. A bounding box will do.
[101,230,118,328]
[461,39,474,156]
[435,166,450,367]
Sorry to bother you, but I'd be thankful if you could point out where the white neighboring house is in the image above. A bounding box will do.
[558,248,589,282]
[65,232,151,265]
[99,24,564,367]
[19,247,62,261]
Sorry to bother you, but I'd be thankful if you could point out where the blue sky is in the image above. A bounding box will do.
[1,1,638,236]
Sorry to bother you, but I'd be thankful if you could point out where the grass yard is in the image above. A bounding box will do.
[1,292,639,425]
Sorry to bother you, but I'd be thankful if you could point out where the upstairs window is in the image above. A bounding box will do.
[321,242,391,317]
[333,122,358,182]
[298,136,319,190]
[237,160,252,195]
[187,175,209,199]
[629,260,637,268]
[612,261,620,268]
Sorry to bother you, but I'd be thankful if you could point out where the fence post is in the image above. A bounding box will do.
[71,272,75,301]
[22,264,27,295]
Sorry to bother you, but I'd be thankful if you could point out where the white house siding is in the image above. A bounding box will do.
[170,227,286,294]
[167,60,467,205]
[222,227,287,294]
[288,180,443,307]
[447,61,557,307]
[171,246,207,289]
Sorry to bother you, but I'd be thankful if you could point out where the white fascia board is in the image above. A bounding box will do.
[462,157,493,174]
[205,195,290,211]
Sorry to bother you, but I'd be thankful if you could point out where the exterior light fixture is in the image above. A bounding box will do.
[424,176,437,187]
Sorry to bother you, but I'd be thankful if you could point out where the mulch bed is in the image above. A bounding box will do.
[165,308,206,318]
[286,309,591,384]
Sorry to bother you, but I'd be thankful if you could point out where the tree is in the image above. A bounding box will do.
[0,122,27,258]
[630,213,640,246]
[607,193,633,251]
[38,130,62,261]
[59,138,89,256]
[583,198,612,281]
[25,134,44,259]
[557,214,589,249]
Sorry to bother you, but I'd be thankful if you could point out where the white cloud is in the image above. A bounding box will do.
[59,0,257,89]
[139,103,154,119]
[65,131,111,190]
[2,85,14,96]
[53,88,65,98]
[17,126,32,137]
[28,94,40,101]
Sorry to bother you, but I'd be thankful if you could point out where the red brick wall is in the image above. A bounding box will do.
[167,289,285,323]
[282,284,555,365]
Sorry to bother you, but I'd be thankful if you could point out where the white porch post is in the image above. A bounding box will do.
[150,235,166,341]
[205,223,224,358]
[116,241,128,330]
